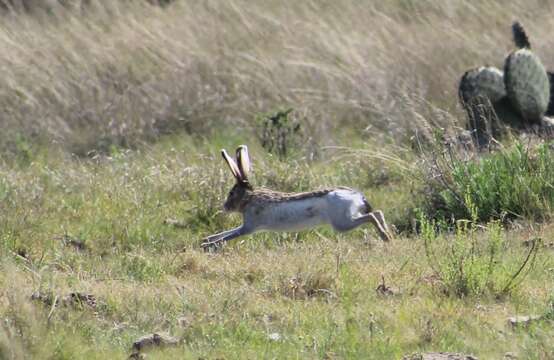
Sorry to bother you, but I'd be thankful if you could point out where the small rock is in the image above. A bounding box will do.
[132,333,179,352]
[267,332,281,341]
[402,352,478,360]
[163,218,187,229]
[62,292,97,308]
[507,315,543,327]
[504,352,518,359]
[30,291,97,309]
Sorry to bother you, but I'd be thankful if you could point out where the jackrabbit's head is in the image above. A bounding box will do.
[222,145,253,212]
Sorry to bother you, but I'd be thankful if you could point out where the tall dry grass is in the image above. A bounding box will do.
[1,1,554,154]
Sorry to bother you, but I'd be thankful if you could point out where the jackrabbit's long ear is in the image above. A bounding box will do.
[236,145,251,180]
[221,149,242,182]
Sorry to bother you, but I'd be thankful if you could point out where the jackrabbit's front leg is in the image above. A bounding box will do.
[203,228,238,243]
[201,227,240,249]
[201,225,253,248]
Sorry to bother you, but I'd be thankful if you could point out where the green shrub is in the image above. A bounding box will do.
[256,109,303,160]
[419,208,539,298]
[423,141,554,222]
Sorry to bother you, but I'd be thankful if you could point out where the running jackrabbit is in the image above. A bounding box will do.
[201,145,393,248]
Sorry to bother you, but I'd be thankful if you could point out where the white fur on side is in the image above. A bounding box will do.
[243,188,365,232]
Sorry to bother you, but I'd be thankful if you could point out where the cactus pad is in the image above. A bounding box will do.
[459,66,506,105]
[459,67,512,146]
[504,48,550,124]
[512,21,531,49]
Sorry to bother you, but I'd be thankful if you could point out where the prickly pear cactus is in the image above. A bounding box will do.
[509,21,554,119]
[459,66,506,105]
[504,48,550,124]
[459,66,509,146]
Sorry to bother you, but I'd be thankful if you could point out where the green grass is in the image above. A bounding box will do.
[420,214,540,298]
[1,137,553,359]
[422,141,554,223]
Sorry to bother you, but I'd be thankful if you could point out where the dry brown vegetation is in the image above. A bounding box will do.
[1,1,553,154]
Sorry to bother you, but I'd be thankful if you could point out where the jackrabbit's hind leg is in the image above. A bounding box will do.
[369,211,393,242]
[333,213,390,242]
[371,211,391,233]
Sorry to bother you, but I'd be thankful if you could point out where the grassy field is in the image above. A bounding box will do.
[1,1,553,359]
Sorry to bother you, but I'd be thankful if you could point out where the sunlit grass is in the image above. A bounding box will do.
[1,136,553,359]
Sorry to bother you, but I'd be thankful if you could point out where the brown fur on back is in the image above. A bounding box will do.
[245,186,352,205]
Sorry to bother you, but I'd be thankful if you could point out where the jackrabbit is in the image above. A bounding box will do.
[201,145,393,248]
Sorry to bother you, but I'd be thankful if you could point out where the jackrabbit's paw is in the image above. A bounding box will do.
[200,239,223,252]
